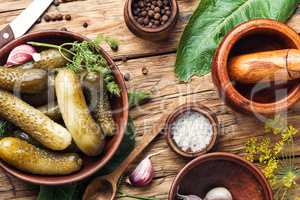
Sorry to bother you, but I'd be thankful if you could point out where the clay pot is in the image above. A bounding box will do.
[212,19,300,115]
[0,30,128,185]
[169,152,273,200]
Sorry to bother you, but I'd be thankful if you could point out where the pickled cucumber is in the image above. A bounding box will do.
[55,69,105,156]
[17,49,68,70]
[84,72,116,136]
[0,137,82,175]
[0,90,72,150]
[0,67,47,94]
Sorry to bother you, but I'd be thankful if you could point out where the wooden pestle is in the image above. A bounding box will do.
[229,49,300,84]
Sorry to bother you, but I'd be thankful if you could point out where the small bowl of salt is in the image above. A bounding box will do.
[165,103,218,158]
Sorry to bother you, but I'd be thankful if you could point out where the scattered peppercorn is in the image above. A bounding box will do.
[142,67,149,75]
[65,14,72,21]
[132,0,171,28]
[83,22,89,28]
[61,27,68,31]
[124,73,131,81]
[54,0,60,6]
[55,13,63,21]
[43,14,51,22]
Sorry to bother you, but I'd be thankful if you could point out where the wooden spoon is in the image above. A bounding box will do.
[83,113,169,200]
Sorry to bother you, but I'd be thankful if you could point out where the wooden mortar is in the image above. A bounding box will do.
[212,19,300,115]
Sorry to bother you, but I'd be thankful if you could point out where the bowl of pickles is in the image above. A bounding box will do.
[0,30,128,185]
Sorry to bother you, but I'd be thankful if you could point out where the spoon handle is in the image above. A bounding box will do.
[110,113,168,181]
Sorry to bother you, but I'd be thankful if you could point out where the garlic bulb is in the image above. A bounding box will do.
[204,187,232,200]
[6,44,37,66]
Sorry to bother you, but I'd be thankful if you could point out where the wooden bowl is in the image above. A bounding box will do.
[124,0,179,41]
[212,19,300,115]
[0,31,128,185]
[169,152,273,200]
[165,103,218,158]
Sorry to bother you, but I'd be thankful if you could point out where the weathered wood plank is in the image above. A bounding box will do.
[0,0,300,60]
[0,0,300,199]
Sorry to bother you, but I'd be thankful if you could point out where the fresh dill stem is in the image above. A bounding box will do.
[28,38,120,96]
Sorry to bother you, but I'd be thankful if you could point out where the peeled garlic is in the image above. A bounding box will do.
[204,187,232,200]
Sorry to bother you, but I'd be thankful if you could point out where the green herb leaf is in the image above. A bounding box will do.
[175,0,299,81]
[128,91,151,109]
[0,121,7,138]
[37,117,136,200]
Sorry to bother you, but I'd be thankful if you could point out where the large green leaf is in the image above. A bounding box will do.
[175,0,299,81]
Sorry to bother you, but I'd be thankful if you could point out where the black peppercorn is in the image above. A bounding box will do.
[154,13,161,20]
[54,0,60,6]
[44,14,51,22]
[83,22,89,28]
[142,67,149,75]
[162,15,168,21]
[132,0,171,28]
[55,13,63,21]
[148,10,154,17]
[65,14,72,21]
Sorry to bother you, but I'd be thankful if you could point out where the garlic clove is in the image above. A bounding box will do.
[204,187,232,200]
[126,156,154,187]
[6,44,37,66]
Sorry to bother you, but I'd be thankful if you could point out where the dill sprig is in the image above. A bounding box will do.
[244,116,300,200]
[28,36,120,96]
[0,121,7,138]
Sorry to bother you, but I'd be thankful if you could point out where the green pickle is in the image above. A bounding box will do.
[0,137,82,175]
[18,49,69,70]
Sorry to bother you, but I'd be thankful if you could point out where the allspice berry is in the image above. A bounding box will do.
[65,14,72,21]
[154,13,161,20]
[83,22,89,28]
[55,13,63,21]
[44,14,51,22]
[142,67,149,75]
[132,0,171,28]
[162,15,168,21]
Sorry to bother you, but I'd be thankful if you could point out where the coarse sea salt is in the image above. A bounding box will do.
[171,111,213,152]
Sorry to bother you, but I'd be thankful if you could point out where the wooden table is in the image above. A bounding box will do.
[0,0,300,199]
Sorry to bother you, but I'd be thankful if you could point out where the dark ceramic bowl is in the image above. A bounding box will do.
[212,19,300,115]
[0,31,128,185]
[124,0,179,41]
[169,152,273,200]
[165,103,218,158]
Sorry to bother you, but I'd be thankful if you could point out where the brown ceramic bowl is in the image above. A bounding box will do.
[0,31,128,185]
[165,103,218,158]
[212,19,300,115]
[124,0,179,41]
[169,152,273,200]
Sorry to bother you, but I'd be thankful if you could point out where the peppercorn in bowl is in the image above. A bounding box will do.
[124,0,179,41]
